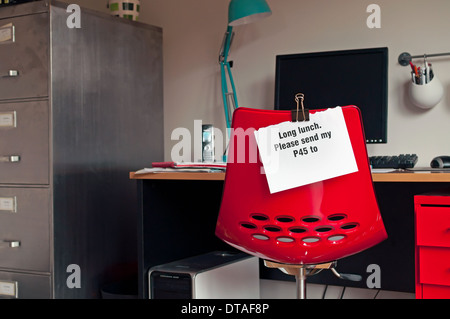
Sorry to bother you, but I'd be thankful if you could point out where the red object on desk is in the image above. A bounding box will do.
[215,106,387,265]
[151,161,226,169]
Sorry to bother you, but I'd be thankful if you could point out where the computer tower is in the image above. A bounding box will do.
[148,251,260,299]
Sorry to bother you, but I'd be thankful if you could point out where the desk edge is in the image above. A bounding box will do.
[130,171,450,183]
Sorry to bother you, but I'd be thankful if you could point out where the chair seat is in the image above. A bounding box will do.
[215,106,387,265]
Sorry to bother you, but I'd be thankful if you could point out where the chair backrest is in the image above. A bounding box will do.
[216,106,387,265]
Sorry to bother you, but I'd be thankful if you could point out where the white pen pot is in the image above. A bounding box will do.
[409,76,444,109]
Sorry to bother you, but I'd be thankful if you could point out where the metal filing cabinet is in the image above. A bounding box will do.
[0,1,163,298]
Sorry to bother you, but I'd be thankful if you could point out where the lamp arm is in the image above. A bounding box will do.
[219,26,234,63]
[221,61,238,128]
[220,62,232,129]
[220,26,238,130]
[225,61,238,109]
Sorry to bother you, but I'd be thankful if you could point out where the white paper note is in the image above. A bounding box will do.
[254,107,358,193]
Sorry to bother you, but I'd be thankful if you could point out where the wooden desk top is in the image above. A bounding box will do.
[130,170,450,183]
[372,170,450,182]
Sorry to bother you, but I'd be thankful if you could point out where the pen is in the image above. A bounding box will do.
[428,63,434,81]
[409,61,415,73]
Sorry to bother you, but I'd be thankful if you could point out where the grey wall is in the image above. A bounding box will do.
[63,0,450,167]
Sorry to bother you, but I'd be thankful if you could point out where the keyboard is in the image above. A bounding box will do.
[369,154,418,169]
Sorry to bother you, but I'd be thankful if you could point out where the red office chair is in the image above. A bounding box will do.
[215,106,387,298]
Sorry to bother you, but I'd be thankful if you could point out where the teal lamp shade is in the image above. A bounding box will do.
[228,0,272,26]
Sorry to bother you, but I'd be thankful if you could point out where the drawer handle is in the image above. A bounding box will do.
[0,155,20,163]
[0,240,20,248]
[2,70,19,77]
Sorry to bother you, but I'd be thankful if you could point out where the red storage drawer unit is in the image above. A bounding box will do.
[415,191,450,299]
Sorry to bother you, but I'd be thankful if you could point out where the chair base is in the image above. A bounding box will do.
[264,260,336,299]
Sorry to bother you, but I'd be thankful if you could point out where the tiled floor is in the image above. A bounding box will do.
[260,279,415,299]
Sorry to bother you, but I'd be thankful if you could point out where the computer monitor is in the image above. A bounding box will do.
[274,47,388,143]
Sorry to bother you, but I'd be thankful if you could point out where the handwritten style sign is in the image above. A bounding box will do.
[254,107,358,194]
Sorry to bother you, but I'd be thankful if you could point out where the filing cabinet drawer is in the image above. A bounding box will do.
[0,100,49,184]
[416,206,450,248]
[0,187,50,272]
[0,271,51,299]
[422,284,450,299]
[0,12,49,100]
[419,247,450,287]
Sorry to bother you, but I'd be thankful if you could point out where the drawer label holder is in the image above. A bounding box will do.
[0,111,16,128]
[0,23,15,44]
[0,281,18,298]
[0,196,17,213]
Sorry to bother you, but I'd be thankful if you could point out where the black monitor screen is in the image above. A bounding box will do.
[274,47,388,143]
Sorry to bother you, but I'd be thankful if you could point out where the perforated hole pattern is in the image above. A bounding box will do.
[242,213,359,244]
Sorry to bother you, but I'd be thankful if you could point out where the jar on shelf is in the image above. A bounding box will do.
[107,0,140,21]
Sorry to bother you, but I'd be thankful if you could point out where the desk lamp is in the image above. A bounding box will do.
[219,0,272,130]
